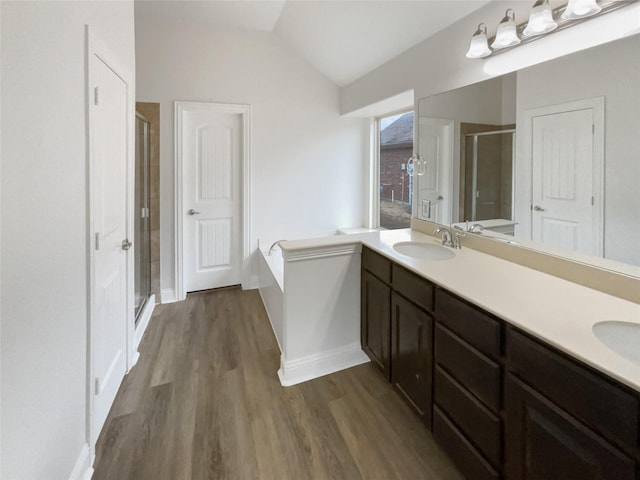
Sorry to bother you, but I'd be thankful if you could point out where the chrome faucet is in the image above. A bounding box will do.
[468,223,484,233]
[434,227,464,249]
[433,227,454,248]
[268,239,287,255]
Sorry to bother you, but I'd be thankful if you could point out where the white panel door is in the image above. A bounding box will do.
[531,107,598,255]
[91,55,129,439]
[418,118,452,224]
[183,107,242,292]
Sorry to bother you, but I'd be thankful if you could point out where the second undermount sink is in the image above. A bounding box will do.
[393,241,455,261]
[592,321,640,366]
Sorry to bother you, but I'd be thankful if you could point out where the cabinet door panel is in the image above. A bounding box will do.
[505,374,636,480]
[391,292,433,426]
[361,270,391,378]
[508,327,638,452]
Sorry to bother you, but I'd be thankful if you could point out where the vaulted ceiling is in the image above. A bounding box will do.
[135,0,494,86]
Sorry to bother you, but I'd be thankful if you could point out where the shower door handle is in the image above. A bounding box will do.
[188,209,201,215]
[122,239,132,251]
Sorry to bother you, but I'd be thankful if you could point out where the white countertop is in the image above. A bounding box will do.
[281,229,640,392]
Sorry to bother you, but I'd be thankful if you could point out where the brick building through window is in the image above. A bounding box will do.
[379,111,414,229]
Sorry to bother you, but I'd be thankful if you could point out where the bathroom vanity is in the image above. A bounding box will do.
[360,240,640,480]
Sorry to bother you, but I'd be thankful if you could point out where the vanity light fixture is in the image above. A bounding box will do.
[562,0,602,19]
[523,0,558,36]
[465,0,631,59]
[465,23,492,58]
[491,9,521,49]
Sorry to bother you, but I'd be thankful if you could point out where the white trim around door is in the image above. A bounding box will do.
[174,102,251,301]
[520,97,604,256]
[85,24,135,468]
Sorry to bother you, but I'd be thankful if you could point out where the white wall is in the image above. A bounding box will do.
[134,12,367,295]
[515,35,640,265]
[341,1,640,115]
[0,2,135,478]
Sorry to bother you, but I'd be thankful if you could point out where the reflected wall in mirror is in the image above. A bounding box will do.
[417,34,640,273]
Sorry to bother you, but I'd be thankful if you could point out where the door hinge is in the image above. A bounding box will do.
[94,86,99,106]
[95,377,101,395]
[591,196,595,206]
[95,232,100,250]
[592,124,595,134]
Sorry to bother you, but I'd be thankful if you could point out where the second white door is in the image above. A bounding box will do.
[530,99,603,256]
[182,105,243,292]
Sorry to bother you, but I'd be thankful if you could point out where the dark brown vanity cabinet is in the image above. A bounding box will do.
[361,247,435,423]
[505,328,639,480]
[360,247,640,479]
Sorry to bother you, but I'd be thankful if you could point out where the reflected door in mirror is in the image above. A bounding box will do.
[529,98,603,257]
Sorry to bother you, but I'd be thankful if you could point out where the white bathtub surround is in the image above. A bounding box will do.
[258,247,284,352]
[259,239,370,386]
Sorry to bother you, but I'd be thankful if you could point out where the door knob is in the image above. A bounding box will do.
[121,239,132,251]
[533,205,545,211]
[188,209,201,215]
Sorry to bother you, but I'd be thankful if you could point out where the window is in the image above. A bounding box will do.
[377,110,414,229]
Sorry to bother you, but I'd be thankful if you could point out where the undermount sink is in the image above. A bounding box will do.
[592,321,640,366]
[393,241,455,261]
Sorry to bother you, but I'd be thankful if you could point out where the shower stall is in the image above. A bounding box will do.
[134,113,152,323]
[463,129,516,222]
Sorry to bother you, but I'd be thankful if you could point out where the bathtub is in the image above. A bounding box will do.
[257,238,370,386]
[258,245,284,352]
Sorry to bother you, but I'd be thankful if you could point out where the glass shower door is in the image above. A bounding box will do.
[134,113,152,322]
[465,130,515,222]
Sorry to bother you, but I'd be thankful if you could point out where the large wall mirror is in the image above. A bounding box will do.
[416,34,640,277]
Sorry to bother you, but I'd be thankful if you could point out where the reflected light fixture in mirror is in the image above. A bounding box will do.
[562,0,602,19]
[492,9,521,49]
[465,23,492,58]
[523,0,558,36]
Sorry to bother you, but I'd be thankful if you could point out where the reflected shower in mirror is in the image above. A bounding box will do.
[416,34,640,273]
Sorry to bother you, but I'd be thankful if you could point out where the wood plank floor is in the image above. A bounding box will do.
[93,287,463,480]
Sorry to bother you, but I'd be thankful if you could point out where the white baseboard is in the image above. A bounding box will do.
[69,443,92,480]
[160,288,177,304]
[277,342,370,387]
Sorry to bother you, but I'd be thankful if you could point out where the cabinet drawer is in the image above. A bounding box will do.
[434,366,501,468]
[435,324,501,413]
[435,289,501,358]
[362,247,391,284]
[392,264,434,313]
[433,406,500,480]
[508,328,639,452]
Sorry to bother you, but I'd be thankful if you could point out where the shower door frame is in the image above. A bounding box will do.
[465,128,516,222]
[134,112,152,322]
